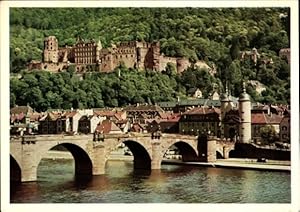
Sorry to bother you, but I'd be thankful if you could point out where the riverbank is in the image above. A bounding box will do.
[162,159,290,172]
[45,150,290,172]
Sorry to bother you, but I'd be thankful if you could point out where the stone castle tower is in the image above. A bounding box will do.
[43,36,59,63]
[238,82,251,143]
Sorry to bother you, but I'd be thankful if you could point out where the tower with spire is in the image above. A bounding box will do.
[238,81,251,143]
[220,83,230,138]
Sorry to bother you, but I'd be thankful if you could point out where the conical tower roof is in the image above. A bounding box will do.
[220,84,229,102]
[239,82,250,102]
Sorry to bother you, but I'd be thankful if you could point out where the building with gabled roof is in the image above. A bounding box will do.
[38,112,66,134]
[95,120,122,134]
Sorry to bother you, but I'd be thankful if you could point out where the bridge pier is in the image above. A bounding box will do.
[91,144,106,175]
[223,146,230,159]
[22,166,37,182]
[151,141,161,170]
[197,137,217,162]
[20,141,38,182]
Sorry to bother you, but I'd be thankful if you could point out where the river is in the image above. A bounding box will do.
[10,158,290,203]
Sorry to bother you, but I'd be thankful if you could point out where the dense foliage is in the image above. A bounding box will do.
[10,66,211,111]
[10,8,290,109]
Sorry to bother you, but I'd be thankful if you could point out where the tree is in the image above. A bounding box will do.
[229,35,240,60]
[164,62,177,77]
[260,125,278,144]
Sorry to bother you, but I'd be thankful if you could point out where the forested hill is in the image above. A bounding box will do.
[10,8,290,111]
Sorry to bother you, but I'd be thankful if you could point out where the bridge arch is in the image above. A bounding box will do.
[10,155,21,182]
[38,142,93,177]
[159,140,198,162]
[216,142,236,159]
[105,139,152,170]
[216,150,224,159]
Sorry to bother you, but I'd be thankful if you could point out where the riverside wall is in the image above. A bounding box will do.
[229,143,290,160]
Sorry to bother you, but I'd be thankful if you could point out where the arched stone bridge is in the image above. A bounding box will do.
[10,133,235,182]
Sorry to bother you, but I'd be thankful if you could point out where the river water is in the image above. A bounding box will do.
[10,159,290,203]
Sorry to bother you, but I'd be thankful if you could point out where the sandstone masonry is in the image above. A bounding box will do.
[28,36,213,74]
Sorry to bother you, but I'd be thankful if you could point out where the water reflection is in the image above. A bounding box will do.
[11,159,291,203]
[10,181,40,202]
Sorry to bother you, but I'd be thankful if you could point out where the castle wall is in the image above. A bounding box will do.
[39,36,212,75]
[100,54,114,72]
[41,62,68,72]
[159,56,177,72]
[195,61,211,71]
[176,58,191,73]
[74,46,97,64]
[113,46,137,69]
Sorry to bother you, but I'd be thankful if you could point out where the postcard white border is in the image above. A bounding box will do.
[1,1,299,212]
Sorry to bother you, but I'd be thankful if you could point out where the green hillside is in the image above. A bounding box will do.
[10,8,290,111]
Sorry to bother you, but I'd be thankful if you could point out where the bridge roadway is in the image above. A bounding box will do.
[10,132,235,182]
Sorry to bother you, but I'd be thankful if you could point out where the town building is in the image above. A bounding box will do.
[123,104,165,124]
[38,112,66,134]
[279,110,290,143]
[95,119,123,134]
[179,107,221,136]
[78,114,104,134]
[147,113,181,134]
[187,88,203,98]
[10,105,41,135]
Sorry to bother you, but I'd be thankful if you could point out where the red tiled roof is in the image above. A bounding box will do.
[266,114,283,124]
[131,123,145,132]
[114,113,123,121]
[251,113,268,124]
[95,120,121,134]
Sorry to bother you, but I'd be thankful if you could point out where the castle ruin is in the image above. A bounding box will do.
[28,36,212,74]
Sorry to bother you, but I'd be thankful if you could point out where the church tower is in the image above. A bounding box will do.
[43,36,58,63]
[238,82,251,143]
